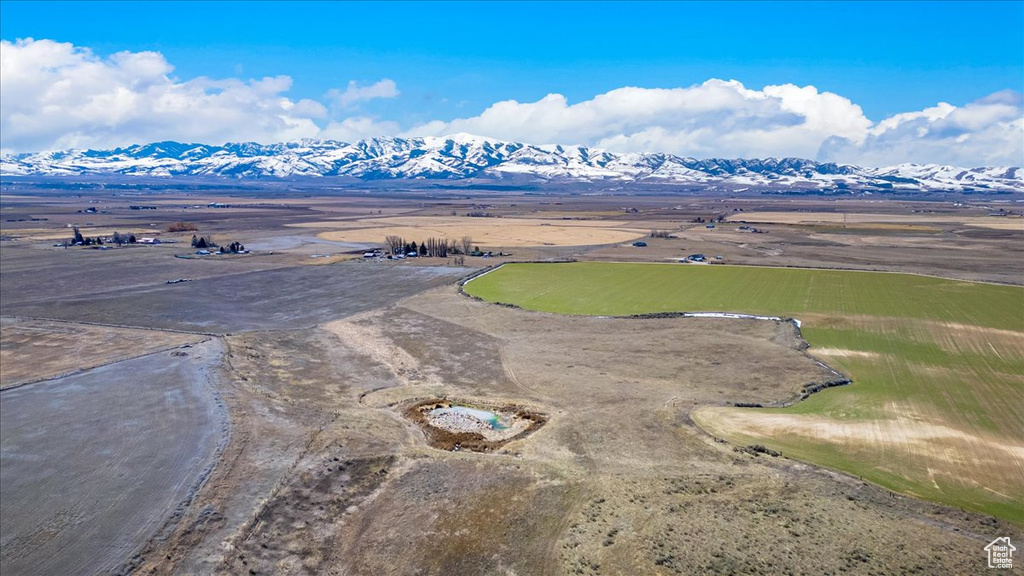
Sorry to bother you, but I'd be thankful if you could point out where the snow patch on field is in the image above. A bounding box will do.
[683,311,802,328]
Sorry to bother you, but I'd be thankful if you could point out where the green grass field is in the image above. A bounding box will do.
[465,262,1024,523]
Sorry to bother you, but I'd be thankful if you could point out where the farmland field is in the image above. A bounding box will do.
[728,210,1024,231]
[299,215,650,247]
[465,262,1024,523]
[3,189,1022,574]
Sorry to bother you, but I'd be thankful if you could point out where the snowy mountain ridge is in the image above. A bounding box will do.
[2,134,1021,193]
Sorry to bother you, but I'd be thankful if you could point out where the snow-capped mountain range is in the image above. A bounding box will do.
[2,134,1020,193]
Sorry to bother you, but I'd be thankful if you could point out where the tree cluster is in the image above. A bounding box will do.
[69,226,135,246]
[219,241,246,254]
[191,235,217,249]
[421,237,452,257]
[385,235,474,257]
[109,231,137,245]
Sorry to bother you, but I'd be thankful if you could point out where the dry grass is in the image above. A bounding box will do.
[289,215,649,247]
[6,192,1022,574]
[695,405,1024,500]
[133,286,1023,576]
[729,210,1023,230]
[0,317,203,388]
[166,221,199,232]
[467,262,1024,522]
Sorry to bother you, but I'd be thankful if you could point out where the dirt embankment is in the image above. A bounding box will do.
[405,399,547,452]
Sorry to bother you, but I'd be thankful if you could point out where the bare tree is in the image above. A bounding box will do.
[460,236,473,255]
[385,235,404,255]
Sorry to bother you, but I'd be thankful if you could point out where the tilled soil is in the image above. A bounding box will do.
[0,341,226,576]
[3,261,473,333]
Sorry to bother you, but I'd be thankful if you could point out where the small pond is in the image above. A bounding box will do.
[406,399,547,452]
[429,406,508,430]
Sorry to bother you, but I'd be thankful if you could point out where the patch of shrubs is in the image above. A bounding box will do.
[737,444,781,457]
[167,221,199,232]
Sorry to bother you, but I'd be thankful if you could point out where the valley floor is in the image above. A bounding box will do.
[1,191,1020,575]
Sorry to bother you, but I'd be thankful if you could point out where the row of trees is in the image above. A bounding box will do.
[219,241,246,254]
[691,214,727,224]
[191,235,245,253]
[109,231,138,245]
[191,235,216,249]
[68,226,137,246]
[384,235,476,257]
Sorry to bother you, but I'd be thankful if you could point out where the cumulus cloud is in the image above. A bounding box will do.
[405,81,1023,166]
[319,116,401,141]
[2,38,1020,167]
[819,90,1023,166]
[405,80,873,159]
[0,38,332,152]
[326,79,399,108]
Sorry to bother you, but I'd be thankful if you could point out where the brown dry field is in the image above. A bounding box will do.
[1,188,1022,575]
[583,205,1024,285]
[302,215,651,247]
[0,317,204,388]
[729,210,1024,230]
[131,289,1020,575]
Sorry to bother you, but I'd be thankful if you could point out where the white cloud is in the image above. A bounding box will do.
[319,116,401,141]
[2,38,1020,167]
[819,91,1023,167]
[404,80,873,159]
[326,79,399,109]
[0,38,333,152]
[405,81,1023,166]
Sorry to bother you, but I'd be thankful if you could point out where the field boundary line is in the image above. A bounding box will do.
[458,263,504,289]
[457,259,579,295]
[460,259,1023,288]
[578,259,1024,287]
[1,314,219,336]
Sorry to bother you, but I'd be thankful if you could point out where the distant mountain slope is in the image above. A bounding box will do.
[2,134,1020,192]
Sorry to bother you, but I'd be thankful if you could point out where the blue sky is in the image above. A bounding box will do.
[1,1,1022,165]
